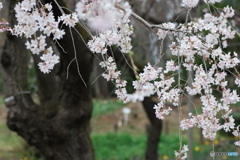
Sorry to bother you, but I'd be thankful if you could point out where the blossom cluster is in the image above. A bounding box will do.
[182,0,199,8]
[38,47,59,74]
[11,0,85,73]
[99,58,180,119]
[1,0,240,158]
[11,0,64,73]
[160,3,240,144]
[156,22,176,40]
[175,145,188,160]
[75,0,133,54]
[0,2,10,32]
[93,0,240,151]
[88,0,240,150]
[233,126,240,146]
[76,0,131,31]
[0,20,10,32]
[182,0,222,8]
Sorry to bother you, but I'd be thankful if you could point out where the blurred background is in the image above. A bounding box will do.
[1,0,240,160]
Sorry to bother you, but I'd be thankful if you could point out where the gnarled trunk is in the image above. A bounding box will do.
[0,0,94,159]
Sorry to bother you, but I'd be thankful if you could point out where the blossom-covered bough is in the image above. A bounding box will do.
[1,0,240,159]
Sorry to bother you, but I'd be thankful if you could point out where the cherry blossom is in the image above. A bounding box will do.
[234,141,240,147]
[235,78,240,87]
[60,13,78,27]
[38,47,59,73]
[182,0,199,8]
[175,145,188,160]
[1,0,240,158]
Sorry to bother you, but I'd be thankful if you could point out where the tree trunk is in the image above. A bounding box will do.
[0,0,94,160]
[142,97,162,160]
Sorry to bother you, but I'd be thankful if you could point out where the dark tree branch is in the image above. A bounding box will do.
[0,0,94,159]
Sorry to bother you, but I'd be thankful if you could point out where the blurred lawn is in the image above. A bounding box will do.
[0,118,26,159]
[92,99,124,118]
[0,96,239,160]
[0,96,31,159]
[92,133,146,160]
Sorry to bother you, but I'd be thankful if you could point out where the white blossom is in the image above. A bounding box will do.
[182,0,199,8]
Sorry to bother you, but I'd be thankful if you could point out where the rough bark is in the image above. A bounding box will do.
[0,0,94,160]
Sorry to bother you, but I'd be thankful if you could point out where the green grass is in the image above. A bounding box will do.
[0,122,26,159]
[91,132,230,160]
[159,133,186,158]
[0,96,32,159]
[0,96,4,107]
[91,133,146,160]
[0,96,237,160]
[92,99,124,118]
[91,132,187,160]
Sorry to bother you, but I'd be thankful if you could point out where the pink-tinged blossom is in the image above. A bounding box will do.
[221,89,240,105]
[222,116,235,132]
[7,0,240,156]
[40,47,59,64]
[214,72,227,85]
[45,3,52,11]
[200,117,221,140]
[205,33,219,46]
[211,48,222,60]
[76,0,131,31]
[234,141,240,146]
[139,63,161,82]
[175,145,188,160]
[232,129,239,137]
[38,47,59,73]
[88,36,107,54]
[60,13,78,27]
[222,40,228,48]
[77,0,133,54]
[100,57,121,81]
[0,20,10,32]
[154,102,172,120]
[235,78,240,87]
[25,35,47,55]
[38,62,52,74]
[115,88,127,101]
[115,79,127,88]
[201,94,219,117]
[53,29,65,40]
[154,77,174,90]
[88,24,133,54]
[186,65,215,96]
[156,22,176,40]
[182,0,199,8]
[223,6,235,18]
[127,83,155,103]
[164,60,179,73]
[203,0,222,4]
[19,0,36,11]
[180,118,196,130]
[13,0,66,40]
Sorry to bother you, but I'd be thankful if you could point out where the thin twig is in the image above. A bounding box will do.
[69,27,87,87]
